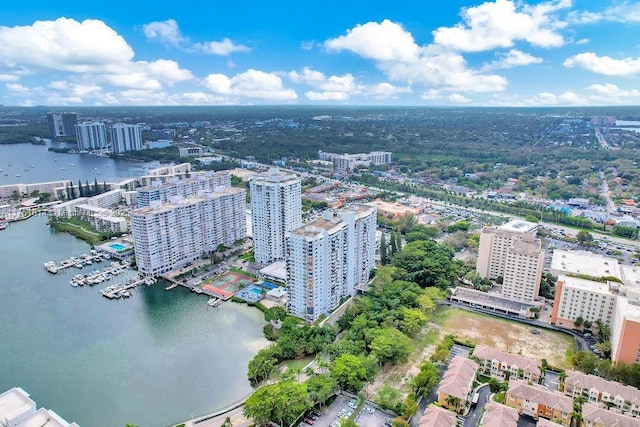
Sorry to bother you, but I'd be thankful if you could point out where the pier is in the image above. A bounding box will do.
[100,276,157,299]
[161,274,224,307]
[43,250,113,274]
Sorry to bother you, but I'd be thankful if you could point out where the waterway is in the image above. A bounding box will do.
[0,141,162,185]
[0,215,268,427]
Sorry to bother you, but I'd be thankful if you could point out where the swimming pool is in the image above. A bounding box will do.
[110,243,128,252]
[250,288,263,296]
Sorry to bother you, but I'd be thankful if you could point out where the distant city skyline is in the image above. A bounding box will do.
[0,0,639,107]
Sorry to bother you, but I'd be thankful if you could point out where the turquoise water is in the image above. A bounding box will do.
[110,243,128,251]
[0,216,268,427]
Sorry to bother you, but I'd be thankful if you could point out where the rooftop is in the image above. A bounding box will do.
[507,379,573,413]
[582,402,638,427]
[259,260,287,281]
[614,297,640,323]
[551,250,622,279]
[497,219,539,234]
[559,275,617,296]
[418,404,457,427]
[438,356,479,400]
[252,167,299,185]
[510,237,543,255]
[481,402,519,427]
[565,370,640,405]
[472,345,541,376]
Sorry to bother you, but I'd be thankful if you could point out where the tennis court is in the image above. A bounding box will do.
[201,271,255,300]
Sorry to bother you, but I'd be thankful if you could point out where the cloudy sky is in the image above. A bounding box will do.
[0,0,639,106]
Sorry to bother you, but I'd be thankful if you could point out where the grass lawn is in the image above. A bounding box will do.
[432,306,574,369]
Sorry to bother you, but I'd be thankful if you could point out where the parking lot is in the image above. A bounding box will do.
[300,394,394,427]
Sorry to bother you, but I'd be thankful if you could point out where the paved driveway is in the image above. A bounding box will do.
[463,385,490,427]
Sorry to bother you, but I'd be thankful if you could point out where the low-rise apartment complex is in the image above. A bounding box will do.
[472,345,542,383]
[563,369,640,417]
[505,379,572,425]
[437,356,479,413]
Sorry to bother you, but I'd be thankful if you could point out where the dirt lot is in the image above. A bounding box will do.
[366,306,575,400]
[434,307,574,369]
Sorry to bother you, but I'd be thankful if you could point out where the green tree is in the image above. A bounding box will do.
[340,419,358,427]
[329,354,372,392]
[243,381,310,427]
[247,347,278,385]
[380,232,388,265]
[264,306,287,323]
[574,316,584,329]
[221,417,232,427]
[306,373,337,405]
[369,328,412,365]
[411,360,440,395]
[395,230,402,252]
[401,395,418,418]
[488,378,503,393]
[390,230,398,255]
[576,230,594,245]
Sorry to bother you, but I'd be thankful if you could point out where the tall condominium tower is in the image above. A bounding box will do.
[131,188,246,275]
[76,122,107,150]
[46,112,78,138]
[286,204,376,322]
[250,168,302,265]
[110,123,142,154]
[137,171,231,207]
[476,219,544,302]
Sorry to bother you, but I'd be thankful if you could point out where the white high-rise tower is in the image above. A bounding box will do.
[286,204,376,322]
[250,168,302,265]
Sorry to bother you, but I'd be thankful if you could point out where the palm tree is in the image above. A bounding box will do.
[445,395,462,412]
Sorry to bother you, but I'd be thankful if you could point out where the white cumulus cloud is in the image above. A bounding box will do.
[481,49,543,71]
[586,83,640,104]
[142,19,186,46]
[143,19,250,56]
[564,52,640,76]
[0,18,134,73]
[195,38,250,55]
[0,74,19,82]
[433,0,569,52]
[324,19,420,62]
[6,83,29,93]
[204,69,297,101]
[528,90,585,105]
[324,21,508,94]
[569,3,640,24]
[449,93,472,103]
[305,91,349,101]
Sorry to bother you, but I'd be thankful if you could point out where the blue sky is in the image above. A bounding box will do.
[0,0,639,106]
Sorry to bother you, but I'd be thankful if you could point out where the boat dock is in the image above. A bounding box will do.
[44,250,113,274]
[69,260,131,287]
[100,276,157,299]
[161,274,223,307]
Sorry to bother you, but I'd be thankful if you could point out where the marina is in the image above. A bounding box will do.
[99,276,157,299]
[43,250,112,274]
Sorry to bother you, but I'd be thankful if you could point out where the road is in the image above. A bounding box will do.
[464,385,491,427]
[599,170,616,214]
[595,128,611,150]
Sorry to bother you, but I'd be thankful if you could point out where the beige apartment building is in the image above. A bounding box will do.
[477,219,544,302]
